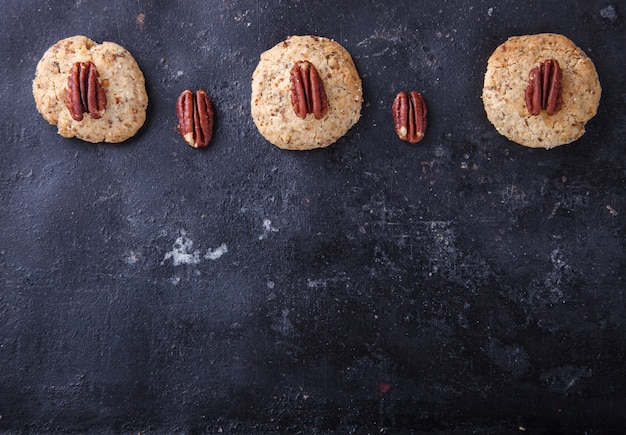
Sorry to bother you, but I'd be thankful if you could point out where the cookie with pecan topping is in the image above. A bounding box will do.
[482,33,601,149]
[251,35,363,150]
[33,35,148,143]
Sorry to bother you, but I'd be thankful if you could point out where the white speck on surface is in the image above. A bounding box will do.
[544,249,570,300]
[600,5,618,21]
[205,243,228,260]
[487,6,494,16]
[124,250,141,265]
[263,219,275,231]
[170,277,181,285]
[307,278,327,289]
[271,308,294,336]
[259,219,279,240]
[307,276,351,290]
[267,280,275,289]
[162,230,201,266]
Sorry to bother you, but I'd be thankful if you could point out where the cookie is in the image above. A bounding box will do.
[482,33,601,149]
[33,35,148,143]
[251,35,363,150]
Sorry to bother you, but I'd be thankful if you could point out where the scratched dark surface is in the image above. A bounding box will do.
[1,0,625,433]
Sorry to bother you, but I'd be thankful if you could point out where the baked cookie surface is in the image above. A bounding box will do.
[482,33,601,149]
[251,35,363,150]
[33,35,148,143]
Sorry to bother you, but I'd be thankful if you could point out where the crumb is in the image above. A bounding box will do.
[606,205,618,217]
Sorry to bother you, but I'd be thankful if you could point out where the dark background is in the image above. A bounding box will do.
[1,0,624,433]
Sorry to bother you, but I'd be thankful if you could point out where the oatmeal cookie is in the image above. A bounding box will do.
[482,33,601,148]
[33,35,148,143]
[251,35,363,150]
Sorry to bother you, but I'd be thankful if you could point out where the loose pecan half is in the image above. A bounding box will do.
[65,61,107,121]
[176,89,215,148]
[525,59,563,116]
[290,60,328,120]
[392,91,427,143]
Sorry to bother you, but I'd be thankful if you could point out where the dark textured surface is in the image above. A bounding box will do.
[1,0,625,433]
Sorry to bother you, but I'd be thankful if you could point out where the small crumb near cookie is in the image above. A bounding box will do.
[251,35,363,150]
[33,35,148,143]
[606,205,618,217]
[482,33,601,149]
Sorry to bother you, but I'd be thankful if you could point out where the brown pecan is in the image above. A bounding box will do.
[176,89,215,148]
[65,61,107,121]
[290,61,328,120]
[525,59,563,116]
[392,91,427,143]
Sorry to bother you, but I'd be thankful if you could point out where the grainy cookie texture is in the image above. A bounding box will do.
[33,35,148,143]
[482,33,601,149]
[251,35,363,150]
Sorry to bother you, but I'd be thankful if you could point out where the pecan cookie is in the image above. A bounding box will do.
[251,35,363,150]
[33,35,148,143]
[482,33,601,149]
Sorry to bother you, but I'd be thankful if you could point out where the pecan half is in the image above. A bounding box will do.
[176,89,215,148]
[392,91,427,143]
[65,61,107,121]
[290,61,328,120]
[525,59,563,116]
